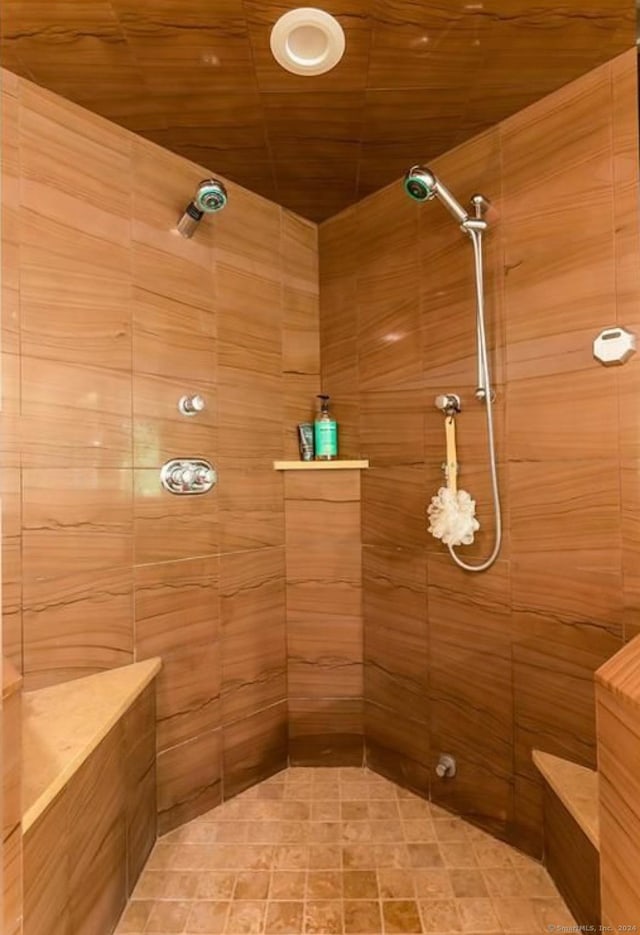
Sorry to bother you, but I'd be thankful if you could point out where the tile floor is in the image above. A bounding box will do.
[116,767,576,934]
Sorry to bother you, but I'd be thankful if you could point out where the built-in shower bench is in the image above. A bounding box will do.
[533,749,599,930]
[22,658,161,935]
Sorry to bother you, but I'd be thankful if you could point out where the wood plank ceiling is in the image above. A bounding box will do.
[1,1,636,221]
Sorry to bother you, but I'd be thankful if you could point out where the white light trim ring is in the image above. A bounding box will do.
[270,8,346,76]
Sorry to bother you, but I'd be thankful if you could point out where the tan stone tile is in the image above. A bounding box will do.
[146,843,177,869]
[339,768,367,783]
[492,897,541,933]
[234,872,271,900]
[313,780,341,799]
[308,821,341,844]
[277,821,309,844]
[407,844,444,869]
[374,845,412,869]
[344,870,379,899]
[311,801,341,821]
[366,778,397,800]
[449,870,488,898]
[343,781,369,800]
[433,819,470,843]
[381,900,423,933]
[378,869,415,900]
[412,870,454,900]
[342,845,377,870]
[195,872,237,899]
[283,782,313,800]
[341,821,372,844]
[531,897,576,930]
[306,870,343,900]
[516,865,559,898]
[170,844,218,870]
[418,899,462,933]
[343,900,382,934]
[134,869,200,900]
[281,801,311,820]
[256,784,285,801]
[304,900,343,934]
[481,869,522,898]
[115,900,153,933]
[236,846,275,870]
[456,897,500,932]
[368,800,400,820]
[146,899,192,932]
[308,845,342,869]
[186,900,230,934]
[398,799,432,819]
[264,901,304,934]
[273,845,309,870]
[225,899,267,934]
[472,842,514,869]
[246,823,281,844]
[402,821,436,843]
[342,802,369,820]
[439,844,478,869]
[269,871,307,900]
[371,820,404,843]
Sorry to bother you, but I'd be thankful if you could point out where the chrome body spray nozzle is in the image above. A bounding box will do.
[175,178,228,239]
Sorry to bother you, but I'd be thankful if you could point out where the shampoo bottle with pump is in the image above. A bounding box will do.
[314,395,338,460]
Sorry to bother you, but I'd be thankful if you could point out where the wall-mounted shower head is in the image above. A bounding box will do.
[403,165,469,226]
[176,178,228,239]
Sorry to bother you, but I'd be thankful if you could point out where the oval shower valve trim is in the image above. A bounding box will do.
[160,459,217,495]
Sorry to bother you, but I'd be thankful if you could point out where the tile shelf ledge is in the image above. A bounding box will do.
[273,459,369,471]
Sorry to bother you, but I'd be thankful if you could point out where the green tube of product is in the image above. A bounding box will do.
[314,394,338,460]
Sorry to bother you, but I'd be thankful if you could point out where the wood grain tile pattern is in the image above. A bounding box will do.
[2,3,635,218]
[222,702,288,799]
[23,567,134,690]
[317,53,637,857]
[157,728,223,835]
[597,679,640,929]
[2,672,22,935]
[544,779,601,927]
[22,687,157,935]
[220,548,286,726]
[289,699,364,766]
[5,73,311,836]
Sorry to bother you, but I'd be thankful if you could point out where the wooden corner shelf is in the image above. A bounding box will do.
[273,460,369,471]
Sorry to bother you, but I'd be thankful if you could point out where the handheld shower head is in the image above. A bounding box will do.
[176,178,228,239]
[403,165,469,226]
[404,166,438,203]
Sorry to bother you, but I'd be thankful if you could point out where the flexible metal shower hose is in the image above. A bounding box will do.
[447,227,503,573]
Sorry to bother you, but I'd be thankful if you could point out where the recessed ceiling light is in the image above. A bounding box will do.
[270,8,346,76]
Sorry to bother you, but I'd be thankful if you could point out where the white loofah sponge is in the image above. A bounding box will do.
[427,486,480,546]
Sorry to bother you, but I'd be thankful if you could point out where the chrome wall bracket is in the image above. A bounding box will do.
[434,393,461,415]
[160,459,216,495]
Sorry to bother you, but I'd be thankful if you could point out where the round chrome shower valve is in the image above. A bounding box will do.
[161,459,217,495]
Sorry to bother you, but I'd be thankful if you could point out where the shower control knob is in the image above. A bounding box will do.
[194,466,214,487]
[178,394,206,416]
[161,459,217,495]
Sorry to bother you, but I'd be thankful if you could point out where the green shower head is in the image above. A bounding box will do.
[194,178,228,213]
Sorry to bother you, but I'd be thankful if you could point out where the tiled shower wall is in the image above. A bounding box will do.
[0,69,320,832]
[319,49,640,856]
